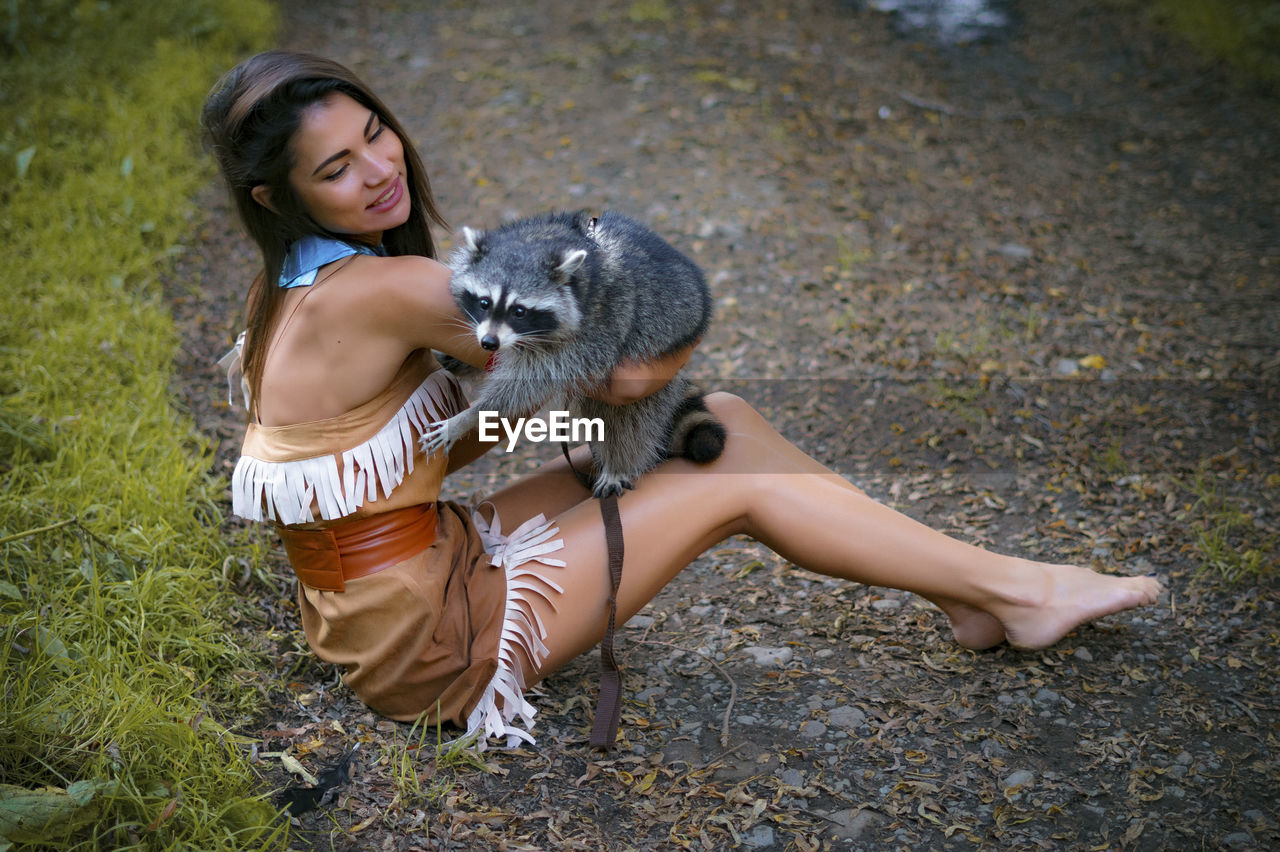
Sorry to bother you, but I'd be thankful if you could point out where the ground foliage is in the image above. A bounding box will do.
[0,1,285,849]
[172,0,1278,849]
[1135,0,1280,90]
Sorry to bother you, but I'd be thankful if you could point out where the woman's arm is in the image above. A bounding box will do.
[443,342,698,473]
[592,340,699,406]
[444,424,499,474]
[358,254,699,409]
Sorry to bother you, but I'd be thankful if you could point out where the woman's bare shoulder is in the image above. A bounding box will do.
[323,253,481,363]
[317,254,449,312]
[368,253,452,291]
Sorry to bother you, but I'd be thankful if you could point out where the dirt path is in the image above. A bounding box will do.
[173,1,1278,848]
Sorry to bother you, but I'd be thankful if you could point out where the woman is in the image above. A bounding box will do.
[202,51,1161,749]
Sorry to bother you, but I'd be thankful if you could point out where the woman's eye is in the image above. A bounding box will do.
[512,306,527,318]
[323,166,347,182]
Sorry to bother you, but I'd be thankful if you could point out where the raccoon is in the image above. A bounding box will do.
[420,209,726,498]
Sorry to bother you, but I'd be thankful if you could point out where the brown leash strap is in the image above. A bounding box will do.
[590,492,625,748]
[560,441,594,489]
[560,443,625,749]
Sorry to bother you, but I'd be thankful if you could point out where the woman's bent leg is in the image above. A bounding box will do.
[481,393,1162,685]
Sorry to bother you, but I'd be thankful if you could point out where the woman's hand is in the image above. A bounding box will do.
[591,340,699,406]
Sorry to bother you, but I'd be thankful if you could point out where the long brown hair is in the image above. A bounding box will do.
[200,50,447,419]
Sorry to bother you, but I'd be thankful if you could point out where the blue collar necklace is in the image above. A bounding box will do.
[278,235,385,289]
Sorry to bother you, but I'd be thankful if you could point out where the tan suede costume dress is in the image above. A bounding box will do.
[227,341,566,749]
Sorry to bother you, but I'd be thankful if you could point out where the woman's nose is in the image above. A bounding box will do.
[364,151,395,183]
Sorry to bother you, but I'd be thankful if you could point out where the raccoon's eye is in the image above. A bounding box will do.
[511,306,527,318]
[478,297,492,311]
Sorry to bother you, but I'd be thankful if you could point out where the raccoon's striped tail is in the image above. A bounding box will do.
[667,387,727,464]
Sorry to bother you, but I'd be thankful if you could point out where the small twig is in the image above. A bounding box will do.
[703,654,739,747]
[1224,695,1260,727]
[789,806,843,826]
[896,90,975,117]
[706,742,747,768]
[638,637,739,746]
[895,89,1084,124]
[71,518,150,575]
[0,516,149,575]
[0,517,78,546]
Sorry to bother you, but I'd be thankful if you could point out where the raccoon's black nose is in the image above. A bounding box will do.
[480,335,500,351]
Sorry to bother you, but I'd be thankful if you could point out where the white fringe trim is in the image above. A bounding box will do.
[461,508,566,751]
[231,371,465,524]
[216,331,250,410]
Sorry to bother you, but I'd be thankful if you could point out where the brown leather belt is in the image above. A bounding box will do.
[275,502,439,592]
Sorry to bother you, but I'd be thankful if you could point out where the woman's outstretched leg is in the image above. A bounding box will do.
[482,393,1162,684]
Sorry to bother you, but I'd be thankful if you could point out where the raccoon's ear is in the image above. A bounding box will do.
[461,226,485,259]
[555,249,588,280]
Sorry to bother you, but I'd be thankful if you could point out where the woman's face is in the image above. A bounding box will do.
[283,92,410,243]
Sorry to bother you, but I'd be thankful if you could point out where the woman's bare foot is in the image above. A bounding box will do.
[932,597,1007,650]
[991,561,1163,650]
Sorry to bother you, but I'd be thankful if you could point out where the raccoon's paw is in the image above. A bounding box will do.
[418,419,457,457]
[592,475,634,500]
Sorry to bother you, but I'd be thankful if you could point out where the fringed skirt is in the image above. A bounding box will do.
[296,500,564,749]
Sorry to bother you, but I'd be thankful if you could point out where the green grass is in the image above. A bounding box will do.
[387,716,488,816]
[1179,467,1278,582]
[0,1,282,848]
[1138,0,1280,88]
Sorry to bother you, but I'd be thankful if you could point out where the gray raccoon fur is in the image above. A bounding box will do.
[420,209,725,498]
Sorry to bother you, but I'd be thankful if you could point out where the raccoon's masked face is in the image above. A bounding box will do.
[453,226,585,353]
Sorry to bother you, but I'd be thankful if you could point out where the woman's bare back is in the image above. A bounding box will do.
[254,254,476,426]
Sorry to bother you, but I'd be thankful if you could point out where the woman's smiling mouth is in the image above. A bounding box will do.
[367,176,403,212]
